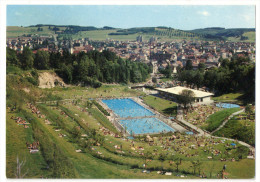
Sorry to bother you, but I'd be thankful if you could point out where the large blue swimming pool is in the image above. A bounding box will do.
[102,98,175,134]
[102,98,155,118]
[120,117,175,135]
[216,103,240,109]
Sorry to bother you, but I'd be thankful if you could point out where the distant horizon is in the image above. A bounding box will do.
[7,5,255,30]
[6,24,256,31]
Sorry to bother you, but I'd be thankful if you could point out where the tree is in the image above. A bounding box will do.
[194,71,204,89]
[57,64,73,84]
[19,47,34,70]
[34,50,50,70]
[190,160,202,175]
[245,104,253,119]
[177,89,195,109]
[143,151,152,168]
[173,157,182,172]
[185,60,193,70]
[158,153,166,170]
[198,62,206,72]
[7,47,20,66]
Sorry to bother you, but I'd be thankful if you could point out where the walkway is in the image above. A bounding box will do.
[176,106,210,137]
[210,109,245,134]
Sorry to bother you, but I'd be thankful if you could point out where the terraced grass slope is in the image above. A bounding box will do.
[6,69,255,179]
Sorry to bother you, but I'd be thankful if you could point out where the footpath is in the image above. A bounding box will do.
[210,109,245,134]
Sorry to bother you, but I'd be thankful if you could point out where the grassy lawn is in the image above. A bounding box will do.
[203,108,241,132]
[143,95,177,116]
[214,114,255,146]
[212,93,243,103]
[48,85,144,100]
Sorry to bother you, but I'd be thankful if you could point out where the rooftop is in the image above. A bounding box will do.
[156,86,214,98]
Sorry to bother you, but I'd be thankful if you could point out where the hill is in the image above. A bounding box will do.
[7,25,255,42]
[190,27,255,42]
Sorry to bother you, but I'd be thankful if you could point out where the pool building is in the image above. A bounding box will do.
[156,86,214,105]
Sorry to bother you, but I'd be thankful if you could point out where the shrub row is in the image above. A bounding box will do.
[92,100,110,116]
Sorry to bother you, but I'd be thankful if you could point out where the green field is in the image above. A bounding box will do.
[227,32,255,43]
[6,26,204,41]
[7,26,55,38]
[212,93,243,104]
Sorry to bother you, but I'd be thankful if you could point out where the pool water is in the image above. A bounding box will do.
[216,103,240,109]
[102,98,155,118]
[102,98,175,135]
[120,117,175,135]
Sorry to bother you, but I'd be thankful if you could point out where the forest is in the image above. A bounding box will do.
[7,48,152,87]
[176,55,255,103]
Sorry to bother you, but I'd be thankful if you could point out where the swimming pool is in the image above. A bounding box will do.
[120,117,175,135]
[102,98,155,118]
[216,103,240,109]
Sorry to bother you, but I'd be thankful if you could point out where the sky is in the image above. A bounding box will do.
[7,5,255,30]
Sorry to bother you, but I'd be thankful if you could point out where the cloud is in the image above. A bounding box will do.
[197,11,210,16]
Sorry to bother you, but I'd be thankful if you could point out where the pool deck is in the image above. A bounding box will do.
[97,97,187,135]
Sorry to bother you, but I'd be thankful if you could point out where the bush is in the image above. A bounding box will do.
[26,77,38,86]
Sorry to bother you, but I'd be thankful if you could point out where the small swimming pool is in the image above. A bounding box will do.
[216,103,240,109]
[102,98,155,118]
[120,117,175,135]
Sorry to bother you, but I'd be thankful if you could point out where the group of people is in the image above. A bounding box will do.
[10,116,30,128]
[27,103,45,119]
[184,105,221,126]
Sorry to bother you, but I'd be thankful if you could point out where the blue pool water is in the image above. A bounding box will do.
[216,103,240,109]
[102,98,155,118]
[120,117,175,135]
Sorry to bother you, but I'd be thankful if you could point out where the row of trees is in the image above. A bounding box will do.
[7,47,152,87]
[177,57,255,101]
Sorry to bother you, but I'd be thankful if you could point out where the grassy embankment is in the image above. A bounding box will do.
[142,95,177,116]
[212,93,243,104]
[214,113,255,146]
[202,108,241,132]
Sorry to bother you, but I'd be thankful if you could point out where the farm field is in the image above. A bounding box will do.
[7,26,55,38]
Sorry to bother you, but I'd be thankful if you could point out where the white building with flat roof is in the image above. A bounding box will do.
[156,86,214,105]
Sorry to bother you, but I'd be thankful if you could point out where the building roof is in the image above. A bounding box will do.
[156,86,214,98]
